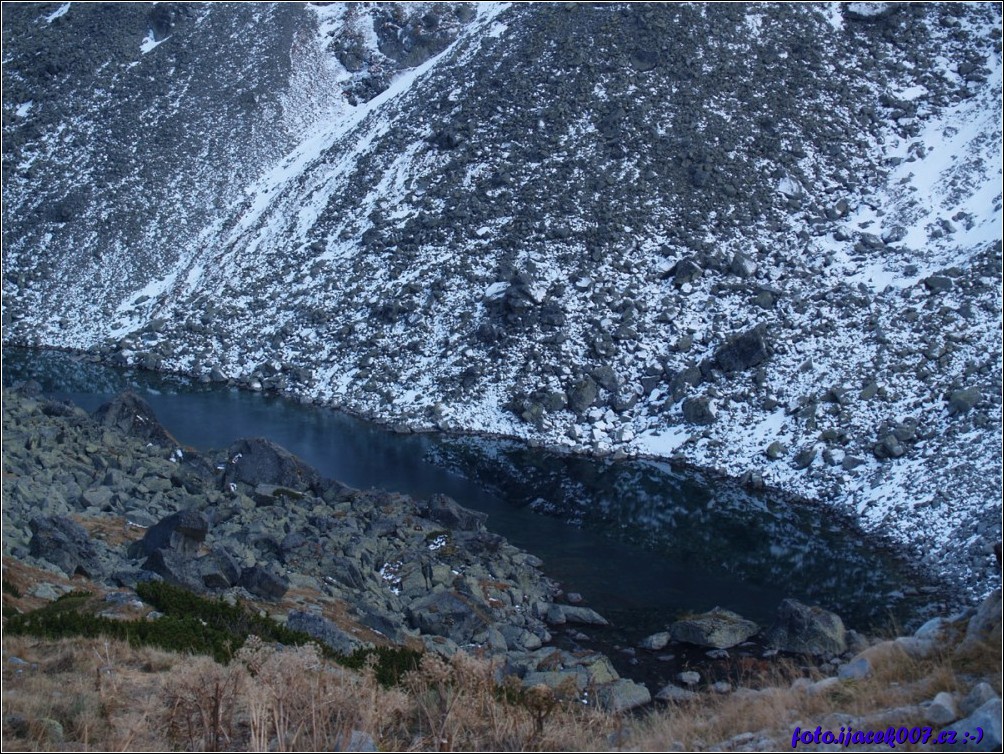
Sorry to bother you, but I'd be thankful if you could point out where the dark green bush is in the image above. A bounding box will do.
[7,581,422,685]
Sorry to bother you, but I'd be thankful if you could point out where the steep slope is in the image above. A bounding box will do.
[3,3,1001,594]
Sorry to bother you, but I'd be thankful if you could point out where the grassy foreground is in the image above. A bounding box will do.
[2,619,1000,752]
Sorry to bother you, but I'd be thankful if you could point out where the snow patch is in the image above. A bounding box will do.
[140,32,167,54]
[44,3,70,23]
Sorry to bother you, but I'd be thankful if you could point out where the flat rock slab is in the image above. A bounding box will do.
[670,607,758,649]
[597,679,652,712]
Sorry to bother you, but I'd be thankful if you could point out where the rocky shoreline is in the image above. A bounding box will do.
[1,382,997,716]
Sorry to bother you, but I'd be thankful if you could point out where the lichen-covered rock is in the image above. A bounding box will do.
[671,607,759,649]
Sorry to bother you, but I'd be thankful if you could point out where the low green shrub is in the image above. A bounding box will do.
[7,581,422,685]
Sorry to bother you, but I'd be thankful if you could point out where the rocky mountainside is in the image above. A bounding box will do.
[2,3,1002,594]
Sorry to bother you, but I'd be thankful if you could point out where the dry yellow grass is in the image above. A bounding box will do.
[2,627,1000,751]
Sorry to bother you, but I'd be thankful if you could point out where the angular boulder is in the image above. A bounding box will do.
[200,546,242,589]
[682,396,716,425]
[952,698,1002,753]
[670,607,758,649]
[763,598,847,656]
[238,565,289,601]
[221,437,323,493]
[286,611,365,655]
[420,493,487,532]
[93,391,176,445]
[714,329,770,373]
[142,548,204,591]
[956,588,1002,656]
[597,679,652,712]
[132,509,209,558]
[29,516,101,578]
[406,590,490,644]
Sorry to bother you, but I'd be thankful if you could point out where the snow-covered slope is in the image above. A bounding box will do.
[3,3,1001,595]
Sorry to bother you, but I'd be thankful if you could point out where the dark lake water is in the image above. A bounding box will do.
[3,347,944,639]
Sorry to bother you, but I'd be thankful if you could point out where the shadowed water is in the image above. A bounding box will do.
[3,347,945,638]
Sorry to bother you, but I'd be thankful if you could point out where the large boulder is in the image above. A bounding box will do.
[419,494,487,532]
[199,546,242,589]
[286,611,366,655]
[406,590,490,644]
[29,516,101,578]
[670,607,759,649]
[596,679,652,712]
[131,509,209,558]
[956,589,1002,656]
[952,698,1002,753]
[142,548,204,591]
[948,386,982,415]
[763,599,847,656]
[682,396,716,425]
[714,329,770,373]
[93,391,176,445]
[221,437,323,493]
[238,565,290,601]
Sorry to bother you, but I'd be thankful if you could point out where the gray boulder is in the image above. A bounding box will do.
[766,441,787,460]
[670,607,758,649]
[419,494,487,532]
[926,691,958,725]
[714,329,769,373]
[597,679,652,712]
[961,683,998,716]
[142,548,204,591]
[655,683,698,703]
[93,391,175,445]
[131,509,209,558]
[552,604,609,626]
[200,546,242,589]
[763,599,847,656]
[923,275,953,293]
[952,698,1002,752]
[957,589,1002,655]
[286,611,365,655]
[639,631,671,651]
[29,516,101,578]
[948,387,982,415]
[406,590,490,643]
[564,605,609,625]
[222,437,323,493]
[682,396,716,425]
[568,376,598,414]
[238,565,289,601]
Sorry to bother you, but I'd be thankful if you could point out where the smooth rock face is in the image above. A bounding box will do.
[670,607,759,649]
[762,598,847,656]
